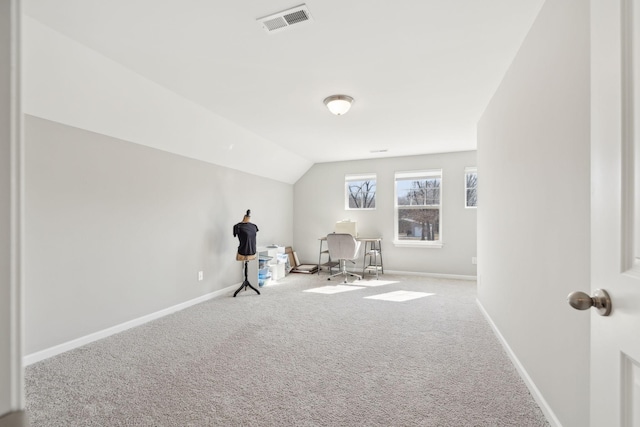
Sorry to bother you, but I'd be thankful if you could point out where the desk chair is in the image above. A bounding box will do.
[326,233,362,283]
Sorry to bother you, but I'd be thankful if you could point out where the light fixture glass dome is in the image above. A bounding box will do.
[323,95,354,115]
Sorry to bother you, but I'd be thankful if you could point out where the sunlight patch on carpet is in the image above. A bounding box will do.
[304,285,365,294]
[365,291,435,302]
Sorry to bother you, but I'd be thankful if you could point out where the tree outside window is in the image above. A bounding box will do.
[345,173,376,209]
[465,167,477,208]
[395,170,442,244]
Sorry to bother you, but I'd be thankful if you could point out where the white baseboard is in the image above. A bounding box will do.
[476,299,562,427]
[384,269,477,281]
[333,266,477,281]
[24,274,477,366]
[24,284,238,366]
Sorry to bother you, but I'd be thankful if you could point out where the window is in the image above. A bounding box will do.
[394,170,442,246]
[345,173,376,209]
[465,167,477,208]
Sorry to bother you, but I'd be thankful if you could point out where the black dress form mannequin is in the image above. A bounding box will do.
[233,210,260,297]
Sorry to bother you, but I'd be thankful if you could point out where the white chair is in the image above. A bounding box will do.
[326,233,362,283]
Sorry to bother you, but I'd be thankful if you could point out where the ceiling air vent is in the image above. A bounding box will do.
[257,4,313,34]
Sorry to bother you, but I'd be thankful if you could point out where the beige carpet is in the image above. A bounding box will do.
[25,273,549,426]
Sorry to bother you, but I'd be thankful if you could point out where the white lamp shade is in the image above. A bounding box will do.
[324,95,354,115]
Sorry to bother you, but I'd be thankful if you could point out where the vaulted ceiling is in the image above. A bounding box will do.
[23,0,545,164]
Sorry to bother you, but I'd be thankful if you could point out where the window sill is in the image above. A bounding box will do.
[393,240,443,248]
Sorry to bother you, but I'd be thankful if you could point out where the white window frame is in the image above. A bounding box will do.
[465,167,478,209]
[345,173,377,210]
[393,169,443,248]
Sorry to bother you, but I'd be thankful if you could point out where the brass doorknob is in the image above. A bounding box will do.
[567,289,611,316]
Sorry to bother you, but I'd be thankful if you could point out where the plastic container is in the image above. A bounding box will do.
[258,273,271,287]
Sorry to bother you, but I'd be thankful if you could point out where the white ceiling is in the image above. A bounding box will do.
[23,0,545,164]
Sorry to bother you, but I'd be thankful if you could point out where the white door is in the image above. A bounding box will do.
[590,0,640,425]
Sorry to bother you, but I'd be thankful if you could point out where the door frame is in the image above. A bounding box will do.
[1,0,24,420]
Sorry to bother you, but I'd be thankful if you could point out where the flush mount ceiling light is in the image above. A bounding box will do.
[323,95,354,116]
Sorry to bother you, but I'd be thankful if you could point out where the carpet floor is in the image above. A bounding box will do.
[25,273,550,426]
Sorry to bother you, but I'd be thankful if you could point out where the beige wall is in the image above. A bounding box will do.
[477,0,590,425]
[24,116,293,355]
[293,151,477,277]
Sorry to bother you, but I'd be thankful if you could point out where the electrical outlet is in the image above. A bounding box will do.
[198,271,203,281]
[472,257,477,265]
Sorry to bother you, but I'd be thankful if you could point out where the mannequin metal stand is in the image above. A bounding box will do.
[233,259,260,297]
